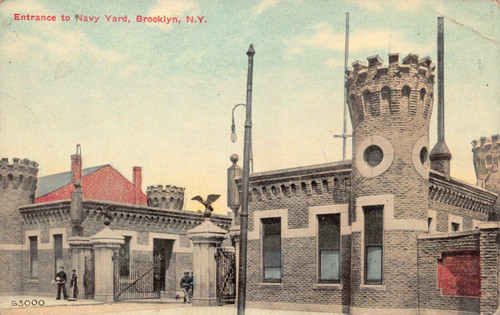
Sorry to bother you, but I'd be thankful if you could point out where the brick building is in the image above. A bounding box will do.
[228,51,499,314]
[0,150,231,299]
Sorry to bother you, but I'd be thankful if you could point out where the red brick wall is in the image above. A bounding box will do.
[36,166,148,206]
[417,232,480,313]
[437,249,480,297]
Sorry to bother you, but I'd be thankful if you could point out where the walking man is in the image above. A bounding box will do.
[55,266,68,300]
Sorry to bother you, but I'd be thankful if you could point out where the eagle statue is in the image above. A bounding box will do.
[191,194,221,217]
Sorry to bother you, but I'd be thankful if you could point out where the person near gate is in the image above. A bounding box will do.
[189,272,194,302]
[55,266,68,300]
[180,271,191,303]
[68,269,78,300]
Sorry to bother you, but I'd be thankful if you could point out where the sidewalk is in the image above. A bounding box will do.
[0,295,341,315]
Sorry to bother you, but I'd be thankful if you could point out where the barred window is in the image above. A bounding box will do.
[29,236,38,279]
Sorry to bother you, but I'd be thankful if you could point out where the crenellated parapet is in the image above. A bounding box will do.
[347,53,435,126]
[147,184,185,210]
[472,134,500,191]
[0,157,38,194]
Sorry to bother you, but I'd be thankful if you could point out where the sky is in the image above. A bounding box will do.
[0,0,498,214]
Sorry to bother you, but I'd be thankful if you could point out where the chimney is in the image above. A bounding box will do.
[430,17,452,177]
[71,144,82,185]
[133,166,142,205]
[70,144,83,236]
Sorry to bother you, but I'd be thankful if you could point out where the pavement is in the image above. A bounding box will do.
[0,295,341,315]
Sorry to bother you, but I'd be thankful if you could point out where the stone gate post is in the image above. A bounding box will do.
[68,236,92,299]
[90,226,124,302]
[187,218,227,306]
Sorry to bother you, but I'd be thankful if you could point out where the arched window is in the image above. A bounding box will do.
[362,90,372,114]
[420,88,426,109]
[290,184,297,196]
[311,181,319,194]
[322,180,329,193]
[350,94,363,121]
[381,87,395,114]
[401,86,411,114]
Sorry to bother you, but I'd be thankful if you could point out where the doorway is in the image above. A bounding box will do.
[153,239,174,292]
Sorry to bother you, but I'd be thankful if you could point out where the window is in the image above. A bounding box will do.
[262,218,281,282]
[29,236,38,279]
[364,206,383,284]
[119,236,132,276]
[318,214,340,283]
[53,234,63,276]
[451,222,460,232]
[428,218,433,233]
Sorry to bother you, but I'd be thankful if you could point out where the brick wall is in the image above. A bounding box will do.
[479,225,499,314]
[417,231,480,313]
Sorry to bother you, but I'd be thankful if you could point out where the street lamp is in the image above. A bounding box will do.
[231,103,254,174]
[236,44,255,315]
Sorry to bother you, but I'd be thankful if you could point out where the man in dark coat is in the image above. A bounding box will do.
[69,269,78,300]
[55,266,68,300]
[180,272,191,303]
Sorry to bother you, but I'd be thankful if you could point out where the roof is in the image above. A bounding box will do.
[37,165,108,197]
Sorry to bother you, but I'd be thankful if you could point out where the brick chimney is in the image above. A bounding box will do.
[133,166,142,205]
[71,144,82,185]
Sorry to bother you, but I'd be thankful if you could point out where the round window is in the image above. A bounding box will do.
[364,145,384,167]
[420,147,428,164]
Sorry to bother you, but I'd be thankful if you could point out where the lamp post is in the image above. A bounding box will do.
[231,104,254,174]
[236,44,254,315]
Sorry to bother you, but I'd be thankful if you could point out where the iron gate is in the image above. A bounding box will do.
[83,253,95,299]
[216,246,236,305]
[113,253,162,300]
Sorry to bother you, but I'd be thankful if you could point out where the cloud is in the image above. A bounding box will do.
[146,0,199,29]
[253,0,285,15]
[343,0,426,12]
[284,23,434,64]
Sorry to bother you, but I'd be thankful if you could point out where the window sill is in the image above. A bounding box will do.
[313,283,342,290]
[259,282,283,288]
[360,284,386,291]
[27,279,39,284]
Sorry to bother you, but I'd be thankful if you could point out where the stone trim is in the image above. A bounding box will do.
[448,214,463,232]
[313,283,343,290]
[412,135,430,179]
[356,135,394,178]
[23,228,68,250]
[112,229,192,253]
[417,229,480,240]
[247,204,350,240]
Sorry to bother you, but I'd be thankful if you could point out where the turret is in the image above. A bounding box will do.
[0,157,38,293]
[472,134,500,192]
[147,185,185,210]
[347,52,434,312]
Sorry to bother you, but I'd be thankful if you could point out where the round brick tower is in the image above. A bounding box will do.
[472,134,500,220]
[347,53,434,313]
[146,185,185,210]
[0,157,38,293]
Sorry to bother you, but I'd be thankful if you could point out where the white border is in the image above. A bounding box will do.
[356,135,394,177]
[411,136,430,179]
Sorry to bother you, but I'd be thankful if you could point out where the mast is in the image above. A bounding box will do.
[334,12,352,160]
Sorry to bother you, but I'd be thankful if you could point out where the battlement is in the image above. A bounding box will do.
[146,184,185,210]
[347,53,435,126]
[0,157,39,191]
[472,134,500,186]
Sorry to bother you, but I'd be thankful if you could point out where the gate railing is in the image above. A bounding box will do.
[113,253,162,300]
[216,246,236,305]
[83,253,95,299]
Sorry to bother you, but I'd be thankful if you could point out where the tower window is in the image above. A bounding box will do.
[420,147,428,164]
[364,206,383,284]
[318,214,341,283]
[451,222,460,232]
[262,218,281,282]
[362,90,372,114]
[364,145,384,167]
[29,236,38,279]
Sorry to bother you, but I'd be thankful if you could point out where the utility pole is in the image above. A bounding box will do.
[333,12,352,160]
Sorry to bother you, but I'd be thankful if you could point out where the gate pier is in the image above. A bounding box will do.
[90,226,125,302]
[188,218,227,306]
[68,236,93,299]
